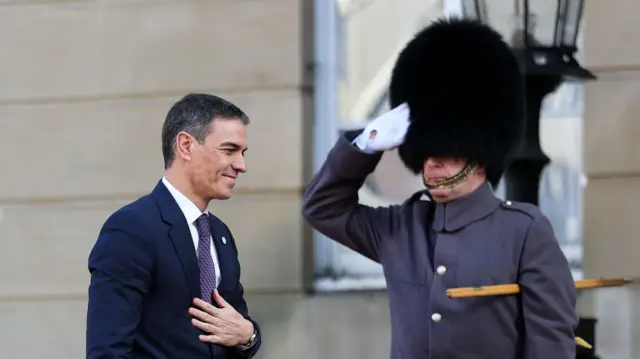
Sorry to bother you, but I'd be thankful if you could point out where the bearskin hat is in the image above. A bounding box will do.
[390,18,524,176]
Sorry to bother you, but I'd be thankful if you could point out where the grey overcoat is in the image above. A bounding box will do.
[302,131,578,359]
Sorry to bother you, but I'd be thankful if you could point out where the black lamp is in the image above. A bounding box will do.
[460,1,597,358]
[461,0,595,204]
[461,0,594,80]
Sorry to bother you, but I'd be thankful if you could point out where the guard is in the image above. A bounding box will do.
[302,17,578,359]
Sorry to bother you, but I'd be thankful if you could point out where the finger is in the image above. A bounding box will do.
[191,317,227,335]
[191,318,216,333]
[188,308,216,324]
[212,289,229,308]
[192,298,222,315]
[199,334,227,345]
[189,309,226,329]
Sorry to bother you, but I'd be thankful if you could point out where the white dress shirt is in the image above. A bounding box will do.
[162,177,221,287]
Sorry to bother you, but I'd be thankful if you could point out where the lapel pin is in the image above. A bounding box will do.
[221,236,227,244]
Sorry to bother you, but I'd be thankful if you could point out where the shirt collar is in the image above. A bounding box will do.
[161,176,206,225]
[432,182,501,233]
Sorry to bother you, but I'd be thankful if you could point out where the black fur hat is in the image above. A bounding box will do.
[390,17,524,175]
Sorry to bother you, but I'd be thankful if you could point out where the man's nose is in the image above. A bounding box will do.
[232,155,247,173]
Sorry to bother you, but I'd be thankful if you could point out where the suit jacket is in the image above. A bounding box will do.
[302,131,578,359]
[87,180,261,359]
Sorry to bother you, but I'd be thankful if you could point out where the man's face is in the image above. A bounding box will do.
[187,118,248,201]
[422,157,483,203]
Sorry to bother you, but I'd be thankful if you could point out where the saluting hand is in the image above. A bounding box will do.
[189,289,254,347]
[354,102,410,152]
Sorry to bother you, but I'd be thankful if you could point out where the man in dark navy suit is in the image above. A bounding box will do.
[86,94,261,359]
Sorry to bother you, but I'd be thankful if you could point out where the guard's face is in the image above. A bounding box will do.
[181,118,248,201]
[422,157,484,203]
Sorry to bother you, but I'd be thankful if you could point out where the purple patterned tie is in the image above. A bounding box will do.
[195,213,216,303]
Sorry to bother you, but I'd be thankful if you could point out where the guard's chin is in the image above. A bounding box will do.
[428,188,453,203]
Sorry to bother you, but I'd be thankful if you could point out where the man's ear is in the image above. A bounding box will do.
[176,132,194,162]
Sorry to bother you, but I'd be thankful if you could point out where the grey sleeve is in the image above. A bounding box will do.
[301,130,400,262]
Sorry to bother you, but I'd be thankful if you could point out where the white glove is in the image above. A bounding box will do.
[353,102,410,152]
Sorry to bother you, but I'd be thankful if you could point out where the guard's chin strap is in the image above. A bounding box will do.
[423,163,477,190]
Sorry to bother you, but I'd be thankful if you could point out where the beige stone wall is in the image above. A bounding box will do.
[582,1,640,358]
[0,1,310,358]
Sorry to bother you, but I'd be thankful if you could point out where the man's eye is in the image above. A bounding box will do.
[223,149,234,155]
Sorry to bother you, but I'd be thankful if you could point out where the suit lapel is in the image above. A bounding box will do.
[152,180,200,300]
[209,216,234,291]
